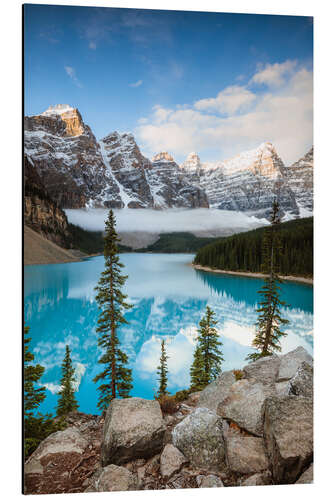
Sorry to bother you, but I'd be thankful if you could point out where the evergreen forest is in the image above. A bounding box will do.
[194,217,313,277]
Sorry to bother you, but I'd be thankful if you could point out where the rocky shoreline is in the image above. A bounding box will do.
[24,346,313,494]
[192,264,314,285]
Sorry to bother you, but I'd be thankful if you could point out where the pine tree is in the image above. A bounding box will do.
[156,339,169,397]
[24,326,46,416]
[190,344,205,391]
[246,200,289,362]
[56,345,79,416]
[93,209,133,411]
[190,306,224,390]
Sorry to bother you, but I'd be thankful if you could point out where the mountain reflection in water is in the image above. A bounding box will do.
[24,253,313,414]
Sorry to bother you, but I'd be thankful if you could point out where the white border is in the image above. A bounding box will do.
[1,1,332,499]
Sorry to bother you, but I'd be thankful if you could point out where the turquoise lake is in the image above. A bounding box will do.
[24,253,313,415]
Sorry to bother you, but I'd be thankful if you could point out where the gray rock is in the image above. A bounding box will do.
[263,395,313,484]
[160,444,188,479]
[275,380,290,396]
[25,427,88,475]
[197,370,236,412]
[277,346,313,382]
[296,463,313,484]
[217,379,275,436]
[101,398,166,466]
[226,435,268,475]
[88,464,139,492]
[172,408,226,471]
[243,354,281,385]
[289,362,313,399]
[240,470,272,486]
[197,474,224,487]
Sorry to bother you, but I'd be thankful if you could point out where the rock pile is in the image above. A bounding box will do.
[24,347,313,493]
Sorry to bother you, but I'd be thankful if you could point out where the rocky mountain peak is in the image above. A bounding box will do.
[152,152,175,163]
[181,152,202,171]
[28,104,85,137]
[220,141,284,179]
[102,131,136,149]
[41,104,75,116]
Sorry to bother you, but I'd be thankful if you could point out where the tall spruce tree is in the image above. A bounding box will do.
[93,209,133,411]
[246,200,289,362]
[156,339,169,397]
[190,306,224,390]
[56,345,79,416]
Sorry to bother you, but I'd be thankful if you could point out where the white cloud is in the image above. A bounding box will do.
[136,61,313,164]
[251,60,297,87]
[43,382,61,395]
[195,85,256,115]
[222,321,255,347]
[65,208,266,234]
[89,41,97,50]
[134,331,195,390]
[129,79,143,88]
[42,362,86,395]
[64,66,83,88]
[73,362,86,391]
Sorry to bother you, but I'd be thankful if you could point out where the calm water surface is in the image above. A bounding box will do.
[24,253,313,415]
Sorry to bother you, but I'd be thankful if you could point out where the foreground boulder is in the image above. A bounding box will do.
[263,395,313,484]
[24,426,96,494]
[25,427,89,476]
[102,398,166,466]
[160,444,188,479]
[243,354,281,385]
[288,361,313,399]
[277,346,313,382]
[217,379,274,436]
[172,408,226,471]
[86,464,139,492]
[197,370,236,412]
[226,435,269,475]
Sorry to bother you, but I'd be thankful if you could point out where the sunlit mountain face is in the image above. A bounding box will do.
[24,253,313,415]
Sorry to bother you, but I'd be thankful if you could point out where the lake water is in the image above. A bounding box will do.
[24,253,313,415]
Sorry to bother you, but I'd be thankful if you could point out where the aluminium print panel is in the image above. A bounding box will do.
[23,3,313,494]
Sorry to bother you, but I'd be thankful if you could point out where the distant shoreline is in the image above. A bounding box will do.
[192,263,313,285]
[24,252,103,266]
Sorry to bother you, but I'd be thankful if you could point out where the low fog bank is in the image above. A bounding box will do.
[65,208,268,242]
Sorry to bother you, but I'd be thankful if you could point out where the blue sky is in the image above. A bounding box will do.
[24,4,313,164]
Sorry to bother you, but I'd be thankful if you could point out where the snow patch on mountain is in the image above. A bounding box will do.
[41,104,75,116]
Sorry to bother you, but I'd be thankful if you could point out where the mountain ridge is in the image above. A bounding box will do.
[24,105,313,219]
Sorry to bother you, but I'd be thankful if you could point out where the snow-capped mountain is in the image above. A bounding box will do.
[147,152,208,208]
[24,105,208,210]
[24,105,123,208]
[24,105,313,218]
[180,142,313,219]
[286,147,313,215]
[99,132,153,208]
